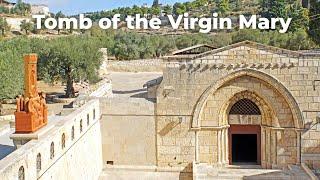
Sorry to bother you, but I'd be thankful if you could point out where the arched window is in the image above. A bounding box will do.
[93,109,96,120]
[229,98,261,115]
[87,114,90,126]
[80,119,83,133]
[61,133,66,149]
[18,166,25,180]
[71,126,75,140]
[36,153,41,172]
[50,142,54,159]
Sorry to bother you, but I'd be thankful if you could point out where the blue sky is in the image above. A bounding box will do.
[24,0,189,15]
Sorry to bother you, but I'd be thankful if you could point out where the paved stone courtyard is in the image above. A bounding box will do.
[194,164,310,180]
[109,72,162,99]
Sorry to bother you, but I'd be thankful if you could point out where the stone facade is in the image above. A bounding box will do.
[156,41,320,171]
[100,97,156,166]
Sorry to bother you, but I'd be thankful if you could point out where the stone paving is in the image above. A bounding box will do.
[99,169,187,180]
[109,72,162,99]
[195,164,311,180]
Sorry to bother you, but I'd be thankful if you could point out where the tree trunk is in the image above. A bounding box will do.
[0,101,3,116]
[65,67,75,98]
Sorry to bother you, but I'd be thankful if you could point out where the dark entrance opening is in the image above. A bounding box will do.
[228,125,261,165]
[232,134,257,164]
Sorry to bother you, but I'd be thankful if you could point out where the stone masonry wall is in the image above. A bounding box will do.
[107,59,164,72]
[156,43,320,170]
[99,97,157,166]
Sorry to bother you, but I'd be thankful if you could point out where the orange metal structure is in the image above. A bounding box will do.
[14,54,48,133]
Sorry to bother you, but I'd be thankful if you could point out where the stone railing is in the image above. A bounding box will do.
[0,115,14,122]
[89,79,113,98]
[0,99,102,180]
[106,59,164,72]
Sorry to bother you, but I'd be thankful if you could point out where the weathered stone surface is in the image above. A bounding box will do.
[156,41,320,170]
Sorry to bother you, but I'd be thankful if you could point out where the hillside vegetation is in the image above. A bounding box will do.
[0,0,319,100]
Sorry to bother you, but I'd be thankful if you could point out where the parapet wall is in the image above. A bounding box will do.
[107,59,164,72]
[0,100,102,180]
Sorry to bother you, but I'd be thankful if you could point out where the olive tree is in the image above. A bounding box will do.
[38,36,103,98]
[0,17,10,36]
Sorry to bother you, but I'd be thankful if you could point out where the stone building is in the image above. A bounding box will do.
[1,41,320,179]
[155,41,320,171]
[30,4,50,16]
[0,0,15,9]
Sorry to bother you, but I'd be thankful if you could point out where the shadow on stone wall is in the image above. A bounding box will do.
[179,163,193,180]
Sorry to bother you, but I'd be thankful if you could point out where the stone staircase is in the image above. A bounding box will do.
[194,163,312,180]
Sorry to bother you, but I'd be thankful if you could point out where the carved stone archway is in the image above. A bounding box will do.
[194,70,302,168]
[221,91,278,168]
[191,69,304,130]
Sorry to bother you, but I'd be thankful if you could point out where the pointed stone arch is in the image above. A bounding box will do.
[191,69,303,129]
[218,90,277,127]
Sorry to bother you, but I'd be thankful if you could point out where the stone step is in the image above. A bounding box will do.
[194,164,311,180]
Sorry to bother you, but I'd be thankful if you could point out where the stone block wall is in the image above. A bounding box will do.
[99,97,157,166]
[157,116,195,170]
[156,42,320,170]
[107,59,164,72]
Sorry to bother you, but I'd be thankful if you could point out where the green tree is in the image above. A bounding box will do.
[286,3,309,32]
[260,0,287,19]
[38,36,103,97]
[308,0,320,45]
[54,11,66,34]
[151,6,161,16]
[132,5,142,15]
[138,36,155,58]
[113,32,141,60]
[286,29,315,50]
[13,0,31,16]
[0,37,34,100]
[20,20,33,34]
[163,5,173,15]
[217,0,230,15]
[151,36,175,57]
[173,3,187,15]
[0,6,9,14]
[0,18,10,36]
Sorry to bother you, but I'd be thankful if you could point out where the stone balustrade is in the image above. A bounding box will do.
[0,99,102,180]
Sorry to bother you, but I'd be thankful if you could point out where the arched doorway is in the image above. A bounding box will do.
[192,70,303,169]
[228,98,262,165]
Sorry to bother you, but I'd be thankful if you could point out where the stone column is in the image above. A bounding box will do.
[217,130,221,164]
[296,130,301,164]
[271,129,277,167]
[225,128,229,165]
[221,129,225,164]
[224,128,228,164]
[261,127,266,168]
[266,128,272,168]
[195,130,199,162]
[224,129,226,164]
